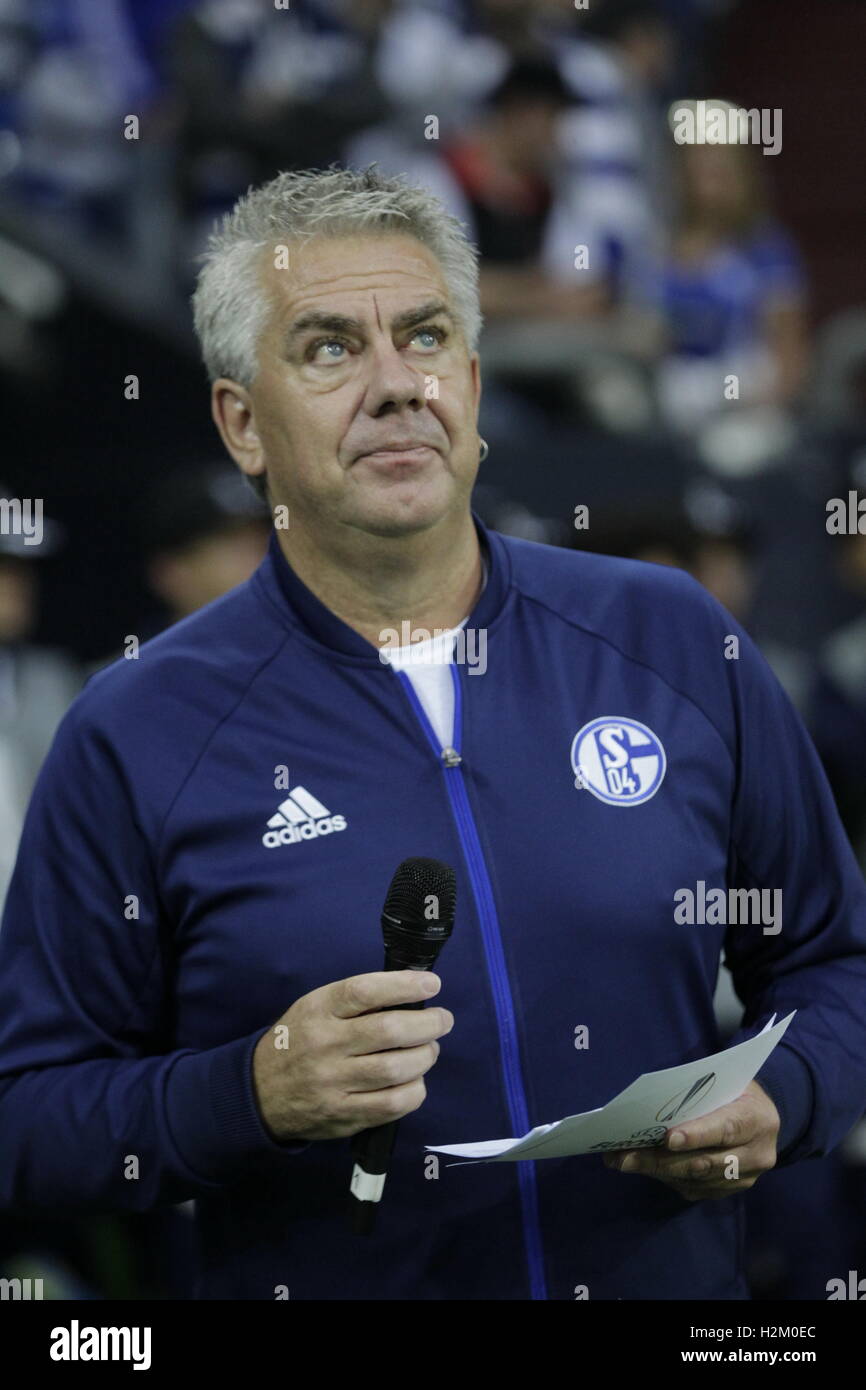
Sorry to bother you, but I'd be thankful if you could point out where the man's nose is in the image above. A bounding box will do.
[362,337,424,414]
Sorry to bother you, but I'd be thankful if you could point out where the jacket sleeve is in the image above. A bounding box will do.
[716,614,866,1166]
[0,698,309,1215]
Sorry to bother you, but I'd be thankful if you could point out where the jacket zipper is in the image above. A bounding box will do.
[394,662,548,1301]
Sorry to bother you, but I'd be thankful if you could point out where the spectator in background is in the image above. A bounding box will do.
[88,462,270,676]
[2,0,152,235]
[373,0,571,125]
[560,0,677,224]
[655,107,810,442]
[0,492,81,909]
[140,462,270,634]
[168,0,395,263]
[569,479,757,617]
[429,57,610,323]
[570,478,813,711]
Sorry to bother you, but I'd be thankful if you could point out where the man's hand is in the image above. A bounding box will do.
[602,1081,781,1201]
[252,970,454,1143]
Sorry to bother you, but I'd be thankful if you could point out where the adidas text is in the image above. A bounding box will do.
[263,815,347,848]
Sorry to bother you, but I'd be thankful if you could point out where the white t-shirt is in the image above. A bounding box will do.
[382,559,487,748]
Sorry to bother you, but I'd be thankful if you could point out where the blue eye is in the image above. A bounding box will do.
[311,338,348,362]
[412,326,447,349]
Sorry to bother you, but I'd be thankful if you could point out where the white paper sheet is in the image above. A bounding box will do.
[426,1011,795,1163]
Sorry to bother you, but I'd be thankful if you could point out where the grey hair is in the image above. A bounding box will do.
[191,164,483,504]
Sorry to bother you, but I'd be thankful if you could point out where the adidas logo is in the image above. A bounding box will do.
[262,785,347,848]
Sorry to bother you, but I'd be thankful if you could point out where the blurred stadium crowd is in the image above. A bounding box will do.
[1,0,866,1299]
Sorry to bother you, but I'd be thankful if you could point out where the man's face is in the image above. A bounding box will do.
[149,522,271,621]
[498,102,564,174]
[238,233,482,543]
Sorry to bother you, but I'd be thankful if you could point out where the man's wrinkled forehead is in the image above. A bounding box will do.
[258,232,454,336]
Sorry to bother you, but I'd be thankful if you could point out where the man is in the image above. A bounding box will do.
[425,57,608,322]
[139,461,270,631]
[0,166,865,1300]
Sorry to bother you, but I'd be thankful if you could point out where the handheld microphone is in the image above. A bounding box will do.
[349,856,457,1234]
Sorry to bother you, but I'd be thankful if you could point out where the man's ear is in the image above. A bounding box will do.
[211,380,266,491]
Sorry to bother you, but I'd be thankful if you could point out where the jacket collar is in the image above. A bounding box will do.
[258,512,510,662]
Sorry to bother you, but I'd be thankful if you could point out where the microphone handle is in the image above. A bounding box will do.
[348,958,427,1234]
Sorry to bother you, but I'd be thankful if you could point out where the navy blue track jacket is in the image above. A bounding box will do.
[1,517,866,1300]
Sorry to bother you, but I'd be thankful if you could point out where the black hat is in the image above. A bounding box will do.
[487,56,573,112]
[140,463,269,557]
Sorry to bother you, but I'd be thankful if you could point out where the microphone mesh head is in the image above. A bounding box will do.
[383,857,457,931]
